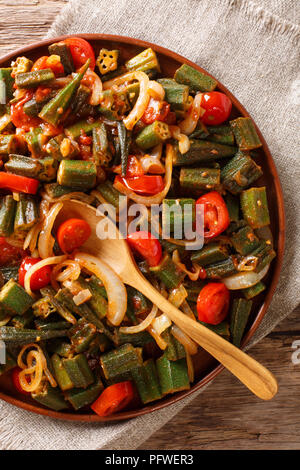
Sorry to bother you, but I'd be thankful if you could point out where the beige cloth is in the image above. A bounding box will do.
[0,0,299,450]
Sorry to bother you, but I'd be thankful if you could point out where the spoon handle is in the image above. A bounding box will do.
[128,272,277,400]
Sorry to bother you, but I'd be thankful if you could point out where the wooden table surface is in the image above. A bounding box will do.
[1,0,299,451]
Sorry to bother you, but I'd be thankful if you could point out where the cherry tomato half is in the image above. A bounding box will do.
[57,218,92,254]
[32,56,64,76]
[10,92,41,131]
[19,257,52,291]
[127,231,162,267]
[200,92,232,126]
[197,282,230,325]
[11,367,31,396]
[141,98,171,125]
[64,38,96,70]
[115,175,164,195]
[91,381,134,417]
[196,191,230,239]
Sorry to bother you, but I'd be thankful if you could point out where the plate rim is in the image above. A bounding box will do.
[0,33,285,423]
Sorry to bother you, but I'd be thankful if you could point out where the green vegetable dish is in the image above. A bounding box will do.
[0,38,276,416]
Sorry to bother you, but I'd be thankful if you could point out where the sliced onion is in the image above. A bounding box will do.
[172,250,200,281]
[120,304,158,334]
[17,343,57,392]
[185,351,194,383]
[222,263,270,290]
[103,71,150,130]
[237,256,258,272]
[170,125,191,154]
[84,70,103,105]
[73,289,92,306]
[147,324,168,350]
[24,255,67,297]
[40,191,94,205]
[168,284,188,308]
[151,313,172,336]
[52,260,81,285]
[74,253,127,326]
[181,300,196,320]
[147,80,165,100]
[179,93,204,135]
[114,143,173,206]
[139,156,165,174]
[38,202,63,259]
[171,324,198,355]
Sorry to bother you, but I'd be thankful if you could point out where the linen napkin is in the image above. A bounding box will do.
[0,0,299,450]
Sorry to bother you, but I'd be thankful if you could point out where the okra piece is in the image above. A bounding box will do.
[24,128,45,159]
[12,310,34,329]
[14,194,40,234]
[75,275,108,320]
[207,125,235,146]
[225,193,240,223]
[23,97,45,117]
[40,286,76,324]
[114,330,153,347]
[57,160,97,190]
[0,326,68,344]
[92,123,112,167]
[100,343,143,380]
[173,140,237,166]
[230,298,253,347]
[65,118,101,140]
[231,224,260,255]
[51,353,74,391]
[221,151,262,194]
[68,318,97,354]
[46,134,80,161]
[179,167,221,192]
[125,48,160,77]
[0,135,18,155]
[44,182,74,198]
[65,375,104,410]
[0,68,14,103]
[156,356,190,395]
[71,84,91,115]
[39,59,90,125]
[127,286,150,316]
[0,279,33,316]
[0,195,16,237]
[34,319,71,331]
[149,254,185,289]
[162,328,186,361]
[230,117,262,151]
[0,265,20,283]
[240,187,270,229]
[0,351,17,376]
[162,198,195,235]
[174,64,217,93]
[157,78,189,110]
[131,359,162,404]
[48,41,75,75]
[11,57,33,76]
[189,120,209,139]
[98,89,130,120]
[47,339,72,358]
[249,241,276,273]
[15,69,55,89]
[97,49,119,75]
[100,65,127,82]
[62,353,94,389]
[183,280,205,302]
[160,239,186,256]
[198,320,230,339]
[117,121,131,176]
[96,180,122,208]
[243,281,266,300]
[32,383,68,411]
[191,242,229,266]
[136,121,170,150]
[205,257,237,279]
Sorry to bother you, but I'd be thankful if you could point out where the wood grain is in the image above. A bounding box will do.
[0,0,298,450]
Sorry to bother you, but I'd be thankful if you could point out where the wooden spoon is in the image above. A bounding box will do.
[58,199,278,400]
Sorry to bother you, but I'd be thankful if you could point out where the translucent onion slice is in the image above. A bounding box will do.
[40,191,94,205]
[147,324,168,350]
[172,250,201,281]
[85,70,103,105]
[168,284,188,308]
[139,156,165,174]
[74,253,127,326]
[170,125,191,154]
[237,256,258,272]
[113,144,173,206]
[120,304,158,334]
[179,93,204,135]
[181,300,196,320]
[17,343,57,392]
[185,350,194,383]
[24,255,67,297]
[151,313,172,336]
[222,263,270,290]
[73,289,92,306]
[147,80,165,100]
[38,202,63,259]
[103,71,150,130]
[171,324,198,355]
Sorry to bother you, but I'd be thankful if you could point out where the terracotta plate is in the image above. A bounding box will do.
[0,34,285,422]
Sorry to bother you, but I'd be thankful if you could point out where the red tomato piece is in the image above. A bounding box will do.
[0,238,26,266]
[197,282,230,325]
[57,218,91,254]
[19,257,52,291]
[10,92,41,131]
[11,367,31,396]
[115,175,164,195]
[64,37,96,70]
[200,92,232,126]
[32,56,64,76]
[196,191,230,239]
[125,155,144,177]
[141,98,171,125]
[127,231,162,267]
[91,381,134,417]
[0,172,39,194]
